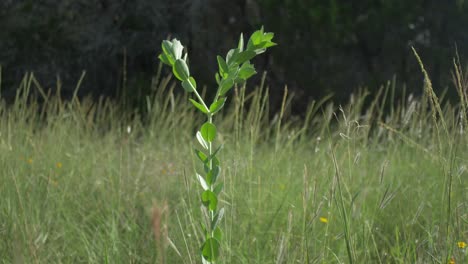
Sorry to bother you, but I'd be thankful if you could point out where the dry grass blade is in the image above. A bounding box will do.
[152,201,169,264]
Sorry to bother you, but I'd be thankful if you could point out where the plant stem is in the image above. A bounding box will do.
[207,112,216,263]
[193,89,210,113]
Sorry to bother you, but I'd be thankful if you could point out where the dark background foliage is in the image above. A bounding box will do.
[1,0,467,112]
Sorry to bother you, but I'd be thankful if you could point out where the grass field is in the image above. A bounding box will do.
[1,63,467,263]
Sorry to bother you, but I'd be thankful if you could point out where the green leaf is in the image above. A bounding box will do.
[209,98,226,114]
[173,59,190,81]
[162,40,173,54]
[202,256,211,264]
[219,78,234,96]
[228,63,240,74]
[247,28,265,48]
[215,73,221,85]
[259,39,276,48]
[203,155,220,173]
[211,208,225,230]
[247,28,277,53]
[234,50,256,65]
[196,131,209,149]
[213,227,223,242]
[251,42,277,55]
[171,39,184,60]
[226,48,239,65]
[211,144,223,159]
[194,149,208,163]
[212,156,220,167]
[182,77,196,92]
[238,33,244,52]
[201,238,220,262]
[207,165,220,185]
[217,56,229,78]
[200,255,211,264]
[201,122,216,142]
[189,99,209,114]
[213,183,224,195]
[161,40,175,64]
[158,53,172,66]
[196,173,209,191]
[200,222,208,234]
[201,190,218,211]
[189,76,197,89]
[238,62,257,80]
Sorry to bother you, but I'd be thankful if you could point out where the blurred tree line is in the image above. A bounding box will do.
[0,0,467,112]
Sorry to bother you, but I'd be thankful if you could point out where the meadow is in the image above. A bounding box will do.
[1,60,467,263]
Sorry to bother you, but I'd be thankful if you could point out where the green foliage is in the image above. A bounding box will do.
[161,39,184,65]
[256,0,468,101]
[182,77,197,93]
[2,1,467,109]
[209,98,226,114]
[200,122,217,143]
[173,59,190,82]
[190,99,209,114]
[159,27,275,263]
[201,238,221,262]
[0,0,182,101]
[1,63,468,263]
[247,28,276,53]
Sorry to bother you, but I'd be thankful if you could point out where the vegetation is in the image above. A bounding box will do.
[0,55,467,263]
[158,28,276,263]
[1,1,468,106]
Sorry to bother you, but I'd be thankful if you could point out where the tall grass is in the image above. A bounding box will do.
[0,59,467,263]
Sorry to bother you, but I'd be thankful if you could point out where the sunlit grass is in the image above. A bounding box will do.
[0,60,467,263]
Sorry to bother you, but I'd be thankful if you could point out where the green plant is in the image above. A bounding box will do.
[158,28,276,263]
[2,63,468,263]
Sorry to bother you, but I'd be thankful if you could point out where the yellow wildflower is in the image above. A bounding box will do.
[457,241,467,249]
[319,217,328,224]
[448,257,455,264]
[27,158,33,164]
[56,162,62,169]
